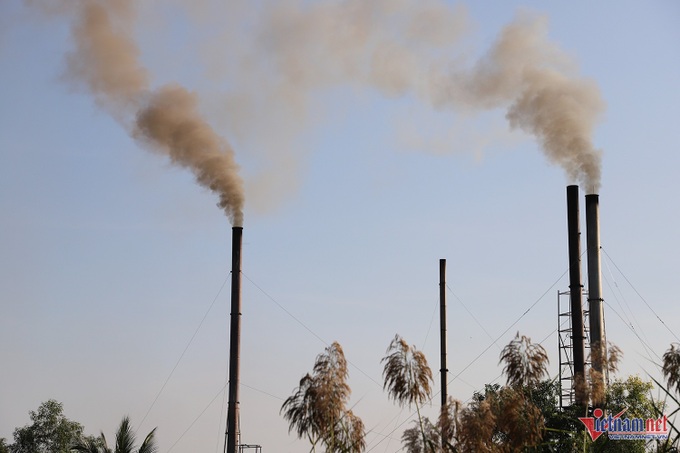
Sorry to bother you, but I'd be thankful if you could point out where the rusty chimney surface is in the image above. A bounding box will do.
[226,226,243,453]
[566,185,587,406]
[586,194,606,399]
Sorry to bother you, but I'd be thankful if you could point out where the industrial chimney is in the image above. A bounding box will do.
[585,193,606,403]
[566,185,587,406]
[226,226,243,453]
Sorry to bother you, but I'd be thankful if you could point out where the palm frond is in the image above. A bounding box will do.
[71,435,103,453]
[114,417,135,453]
[136,427,157,453]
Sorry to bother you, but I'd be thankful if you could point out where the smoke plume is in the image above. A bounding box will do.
[32,0,604,219]
[251,2,604,191]
[50,0,245,225]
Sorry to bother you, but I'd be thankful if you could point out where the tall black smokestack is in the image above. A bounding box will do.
[566,185,587,406]
[226,227,243,453]
[439,259,448,451]
[586,193,606,403]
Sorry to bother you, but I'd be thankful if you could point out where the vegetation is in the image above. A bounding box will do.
[500,332,550,388]
[662,344,680,396]
[382,334,434,452]
[281,341,365,452]
[9,400,84,453]
[3,402,156,453]
[654,343,680,451]
[6,336,680,452]
[280,333,680,453]
[70,416,157,453]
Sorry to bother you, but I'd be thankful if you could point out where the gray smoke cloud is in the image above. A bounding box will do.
[251,2,604,191]
[30,0,604,223]
[40,0,245,226]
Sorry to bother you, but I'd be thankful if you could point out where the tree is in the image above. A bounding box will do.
[0,439,10,453]
[12,400,84,453]
[382,334,434,453]
[281,342,365,452]
[70,416,156,453]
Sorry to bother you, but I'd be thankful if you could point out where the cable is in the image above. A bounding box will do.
[167,382,228,453]
[215,367,229,453]
[447,284,502,350]
[366,268,569,452]
[601,248,680,343]
[445,267,568,389]
[241,272,383,389]
[241,382,285,401]
[603,300,660,361]
[602,252,652,347]
[136,273,231,433]
[421,297,439,349]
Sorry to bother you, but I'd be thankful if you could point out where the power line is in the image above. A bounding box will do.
[445,267,568,388]
[136,274,231,433]
[241,272,383,389]
[241,382,285,401]
[602,251,652,347]
[167,382,228,453]
[447,284,502,350]
[601,248,680,343]
[366,268,569,452]
[421,297,439,349]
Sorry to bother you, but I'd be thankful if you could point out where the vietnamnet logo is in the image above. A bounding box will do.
[579,408,669,441]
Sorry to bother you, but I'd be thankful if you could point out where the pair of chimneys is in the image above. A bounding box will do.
[566,185,606,406]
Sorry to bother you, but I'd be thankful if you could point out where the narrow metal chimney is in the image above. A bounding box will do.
[439,259,448,451]
[226,226,243,453]
[566,185,587,406]
[586,194,606,402]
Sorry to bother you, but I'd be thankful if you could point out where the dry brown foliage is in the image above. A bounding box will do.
[457,398,497,453]
[589,341,623,406]
[499,332,549,388]
[382,335,433,408]
[458,387,544,453]
[438,396,461,449]
[662,343,680,396]
[281,342,365,451]
[573,372,589,406]
[334,410,366,453]
[606,342,623,374]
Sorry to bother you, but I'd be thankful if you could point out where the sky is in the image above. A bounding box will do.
[1,0,679,452]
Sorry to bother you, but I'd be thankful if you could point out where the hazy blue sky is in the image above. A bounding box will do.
[1,1,679,452]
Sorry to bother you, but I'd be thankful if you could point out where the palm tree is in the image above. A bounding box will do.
[499,332,549,388]
[381,334,433,452]
[71,417,156,453]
